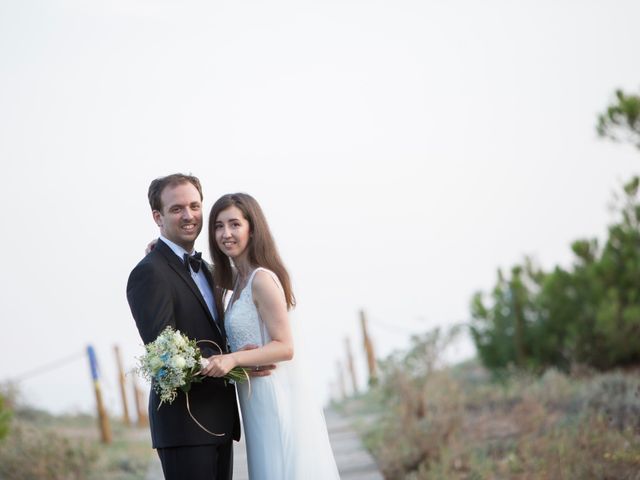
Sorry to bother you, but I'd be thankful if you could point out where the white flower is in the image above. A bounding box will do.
[149,356,163,371]
[172,355,186,369]
[173,330,187,348]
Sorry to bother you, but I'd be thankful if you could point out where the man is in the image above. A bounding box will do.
[127,174,238,479]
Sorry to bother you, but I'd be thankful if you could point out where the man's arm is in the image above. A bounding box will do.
[127,261,174,344]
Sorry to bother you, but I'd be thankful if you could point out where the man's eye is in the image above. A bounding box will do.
[171,208,181,213]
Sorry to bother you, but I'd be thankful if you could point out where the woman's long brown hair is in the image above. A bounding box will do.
[208,193,296,310]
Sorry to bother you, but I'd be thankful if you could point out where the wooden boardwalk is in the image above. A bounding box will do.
[146,409,383,479]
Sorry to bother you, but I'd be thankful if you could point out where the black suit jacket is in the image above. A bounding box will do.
[127,239,240,448]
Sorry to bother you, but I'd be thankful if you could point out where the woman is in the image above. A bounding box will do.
[200,193,340,480]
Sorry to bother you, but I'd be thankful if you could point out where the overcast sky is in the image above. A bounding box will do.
[1,0,639,415]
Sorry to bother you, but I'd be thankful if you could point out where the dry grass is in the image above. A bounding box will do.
[339,363,640,480]
[0,421,99,480]
[0,401,154,480]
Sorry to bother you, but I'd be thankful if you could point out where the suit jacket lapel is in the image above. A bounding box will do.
[156,241,223,339]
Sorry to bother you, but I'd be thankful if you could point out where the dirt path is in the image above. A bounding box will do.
[145,409,383,479]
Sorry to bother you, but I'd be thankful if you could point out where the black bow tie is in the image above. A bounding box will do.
[183,252,203,274]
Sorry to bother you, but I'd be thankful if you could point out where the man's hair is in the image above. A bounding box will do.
[148,173,203,212]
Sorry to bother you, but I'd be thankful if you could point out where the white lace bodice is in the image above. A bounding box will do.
[225,268,272,352]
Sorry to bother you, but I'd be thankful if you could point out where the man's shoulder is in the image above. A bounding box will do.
[126,251,174,301]
[129,248,166,279]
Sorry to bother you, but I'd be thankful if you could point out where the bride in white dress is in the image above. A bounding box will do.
[200,193,340,480]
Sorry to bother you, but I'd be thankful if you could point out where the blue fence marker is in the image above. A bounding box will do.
[86,344,112,443]
[87,345,99,381]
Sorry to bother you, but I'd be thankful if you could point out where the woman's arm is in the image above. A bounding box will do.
[201,270,294,377]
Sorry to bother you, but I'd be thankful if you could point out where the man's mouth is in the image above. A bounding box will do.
[181,224,197,232]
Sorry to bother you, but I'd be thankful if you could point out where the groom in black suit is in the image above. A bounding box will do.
[127,174,240,480]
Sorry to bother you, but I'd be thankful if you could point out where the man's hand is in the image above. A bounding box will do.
[238,344,276,377]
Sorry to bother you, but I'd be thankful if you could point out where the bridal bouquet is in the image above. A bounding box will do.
[137,326,248,407]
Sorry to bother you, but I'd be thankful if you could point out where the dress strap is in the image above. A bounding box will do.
[247,268,262,285]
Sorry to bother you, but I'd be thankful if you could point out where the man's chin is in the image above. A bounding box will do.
[166,235,198,251]
[180,236,198,247]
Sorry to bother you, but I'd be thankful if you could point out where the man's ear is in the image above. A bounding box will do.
[152,209,163,227]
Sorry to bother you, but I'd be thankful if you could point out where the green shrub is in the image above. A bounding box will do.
[0,393,12,441]
[471,177,640,374]
[588,372,640,433]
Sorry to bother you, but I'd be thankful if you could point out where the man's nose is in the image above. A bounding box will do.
[181,208,194,220]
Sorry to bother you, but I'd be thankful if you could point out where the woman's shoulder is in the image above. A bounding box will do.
[252,268,280,285]
[251,268,284,295]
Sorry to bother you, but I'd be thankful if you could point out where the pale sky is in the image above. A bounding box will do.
[1,0,639,415]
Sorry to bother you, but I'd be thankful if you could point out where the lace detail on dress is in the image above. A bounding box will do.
[225,269,271,352]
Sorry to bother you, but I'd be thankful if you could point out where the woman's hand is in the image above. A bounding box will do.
[200,354,237,377]
[145,238,158,255]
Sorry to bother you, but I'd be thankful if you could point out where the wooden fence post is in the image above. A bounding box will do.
[87,345,112,444]
[113,345,131,426]
[336,360,347,400]
[132,374,148,427]
[345,337,359,395]
[360,310,378,386]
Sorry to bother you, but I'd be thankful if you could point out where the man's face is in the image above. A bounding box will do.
[153,182,203,251]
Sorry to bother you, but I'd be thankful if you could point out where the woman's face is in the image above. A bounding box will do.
[214,205,251,259]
